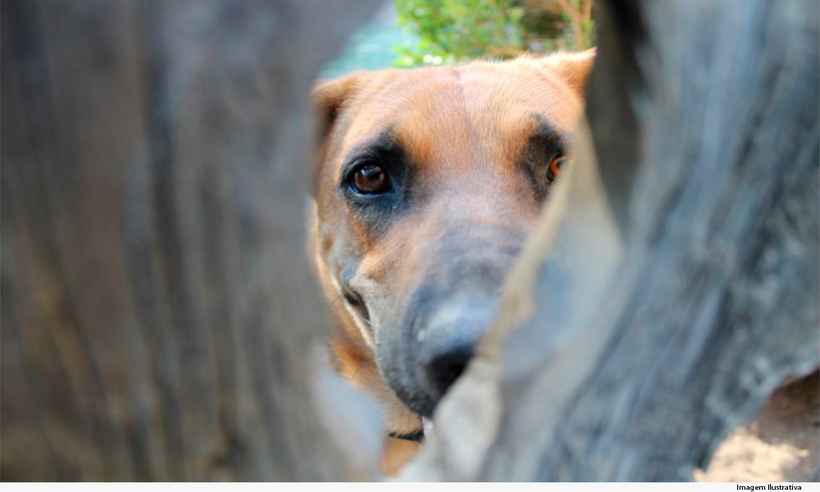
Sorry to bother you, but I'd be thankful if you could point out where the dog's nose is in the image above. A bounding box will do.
[422,341,474,397]
[415,297,494,404]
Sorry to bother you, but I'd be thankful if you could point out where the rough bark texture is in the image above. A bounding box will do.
[2,0,381,481]
[402,0,819,481]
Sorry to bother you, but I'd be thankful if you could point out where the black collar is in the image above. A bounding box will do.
[388,429,424,442]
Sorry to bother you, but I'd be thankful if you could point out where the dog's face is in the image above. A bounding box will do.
[310,51,594,437]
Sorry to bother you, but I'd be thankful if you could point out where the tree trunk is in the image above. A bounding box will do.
[2,0,381,481]
[401,0,819,481]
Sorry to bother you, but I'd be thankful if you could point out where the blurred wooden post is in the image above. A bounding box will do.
[2,0,381,480]
[403,0,819,480]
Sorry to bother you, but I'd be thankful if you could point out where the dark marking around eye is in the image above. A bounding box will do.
[339,129,413,230]
[521,113,569,200]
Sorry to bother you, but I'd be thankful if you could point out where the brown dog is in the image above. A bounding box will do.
[309,50,595,471]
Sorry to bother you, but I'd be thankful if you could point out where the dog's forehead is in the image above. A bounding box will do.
[339,62,583,171]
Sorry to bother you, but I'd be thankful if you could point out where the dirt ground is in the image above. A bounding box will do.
[695,371,820,482]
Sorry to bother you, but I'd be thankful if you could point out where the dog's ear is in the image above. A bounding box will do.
[311,71,364,141]
[541,48,596,96]
[310,72,365,195]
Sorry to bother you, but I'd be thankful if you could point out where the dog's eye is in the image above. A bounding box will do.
[546,155,567,184]
[351,163,391,194]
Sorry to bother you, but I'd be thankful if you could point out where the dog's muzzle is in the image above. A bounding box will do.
[385,285,500,418]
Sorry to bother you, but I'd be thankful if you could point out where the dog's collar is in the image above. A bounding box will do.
[388,430,424,443]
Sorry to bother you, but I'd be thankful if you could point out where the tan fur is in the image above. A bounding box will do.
[310,50,595,473]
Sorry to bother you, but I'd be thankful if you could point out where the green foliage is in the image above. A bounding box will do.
[393,0,595,67]
[394,0,526,66]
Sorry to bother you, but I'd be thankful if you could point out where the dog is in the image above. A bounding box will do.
[309,49,595,472]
